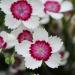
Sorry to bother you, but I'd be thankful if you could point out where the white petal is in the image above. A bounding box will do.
[5,14,21,29]
[23,16,40,29]
[51,0,63,3]
[40,0,63,4]
[40,15,50,24]
[60,45,65,51]
[0,31,16,48]
[27,0,46,17]
[47,12,63,20]
[45,53,61,68]
[33,27,49,42]
[0,31,8,42]
[6,33,16,48]
[59,60,67,65]
[11,24,31,39]
[64,51,69,60]
[25,55,42,69]
[60,1,73,12]
[0,0,17,14]
[15,40,31,57]
[49,36,63,53]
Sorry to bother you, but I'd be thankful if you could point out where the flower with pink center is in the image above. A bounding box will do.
[10,0,32,21]
[12,25,33,43]
[15,27,63,69]
[17,30,33,43]
[39,0,73,20]
[11,25,33,55]
[0,31,16,51]
[0,0,45,29]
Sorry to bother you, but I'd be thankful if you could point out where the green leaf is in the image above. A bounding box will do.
[5,54,15,65]
[72,0,75,13]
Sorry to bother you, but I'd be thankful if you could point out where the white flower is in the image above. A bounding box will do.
[27,0,50,24]
[0,0,43,29]
[15,27,63,69]
[39,0,73,20]
[0,31,16,50]
[11,24,33,48]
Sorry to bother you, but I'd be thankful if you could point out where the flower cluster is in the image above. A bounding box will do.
[0,0,73,70]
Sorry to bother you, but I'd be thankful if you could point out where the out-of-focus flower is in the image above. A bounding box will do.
[15,27,63,69]
[0,31,16,51]
[39,0,73,20]
[11,24,33,43]
[0,0,45,29]
[33,74,39,75]
[48,20,63,35]
[64,11,72,21]
[11,24,33,55]
[68,15,75,39]
[70,15,75,25]
[26,0,50,24]
[59,45,69,65]
[0,71,6,75]
[72,37,75,44]
[8,54,25,75]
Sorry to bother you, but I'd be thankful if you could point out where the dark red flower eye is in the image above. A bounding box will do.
[0,36,7,48]
[11,1,32,21]
[44,1,60,13]
[30,40,52,61]
[17,30,33,43]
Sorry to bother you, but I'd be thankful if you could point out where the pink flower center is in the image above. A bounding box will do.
[10,0,32,20]
[44,1,61,13]
[0,36,7,48]
[30,41,52,61]
[17,30,33,43]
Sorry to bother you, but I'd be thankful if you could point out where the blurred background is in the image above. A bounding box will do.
[0,0,75,75]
